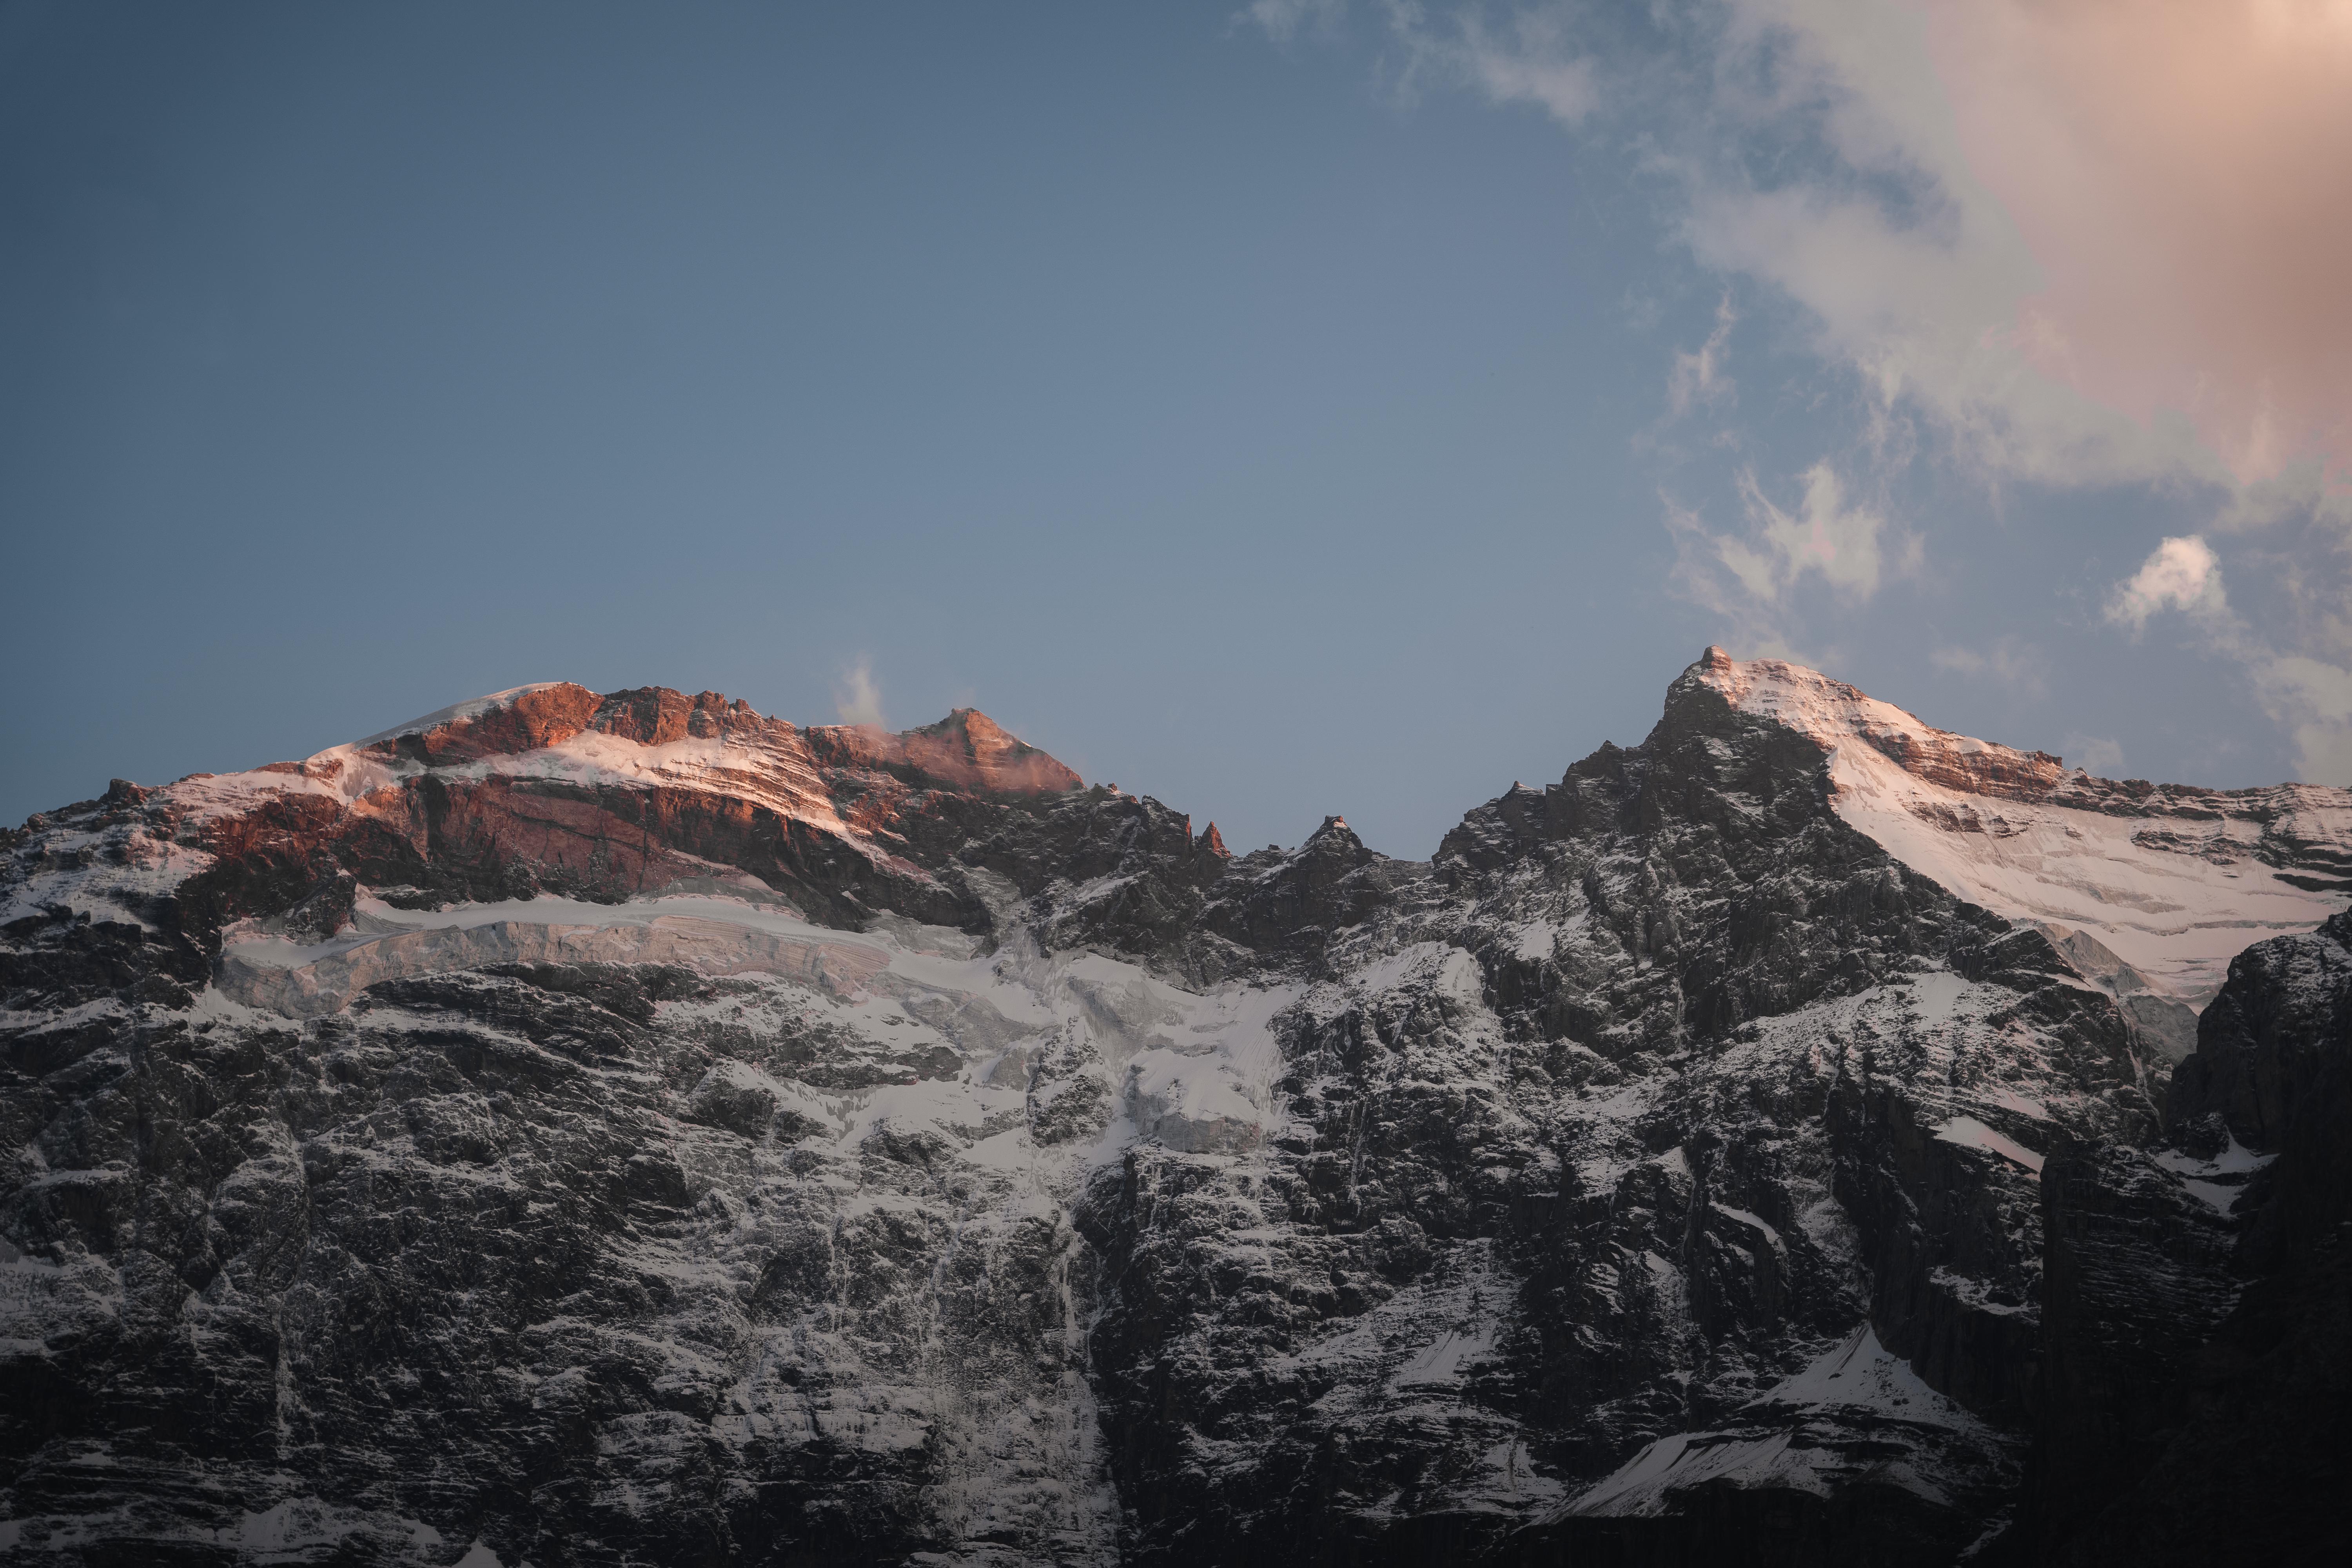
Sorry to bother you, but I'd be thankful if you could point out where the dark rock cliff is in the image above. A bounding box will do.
[2022,912,2352,1568]
[2,661,2346,1566]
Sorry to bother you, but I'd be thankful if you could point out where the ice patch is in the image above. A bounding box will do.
[1757,1327,1980,1425]
[1568,1327,1987,1519]
[1932,1116,2045,1175]
[1980,1084,2053,1123]
[1710,1204,1784,1251]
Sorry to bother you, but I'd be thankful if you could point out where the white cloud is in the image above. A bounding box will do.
[2105,536,2228,632]
[834,659,886,729]
[1664,0,2227,491]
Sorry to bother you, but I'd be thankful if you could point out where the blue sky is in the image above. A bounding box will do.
[5,2,2347,857]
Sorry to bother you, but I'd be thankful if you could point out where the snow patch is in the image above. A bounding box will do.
[1568,1327,1989,1519]
[1932,1116,2045,1175]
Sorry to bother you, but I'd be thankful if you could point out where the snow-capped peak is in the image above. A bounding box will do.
[1685,647,2352,1016]
[1689,646,2069,800]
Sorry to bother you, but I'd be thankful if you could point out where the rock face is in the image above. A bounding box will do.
[2,656,2348,1566]
[2024,911,2352,1568]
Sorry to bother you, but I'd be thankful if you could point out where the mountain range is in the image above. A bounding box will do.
[4,649,2347,1566]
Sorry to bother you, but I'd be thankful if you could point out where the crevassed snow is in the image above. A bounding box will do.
[226,892,869,971]
[1125,1050,1265,1153]
[1700,654,2352,1007]
[219,886,1298,1174]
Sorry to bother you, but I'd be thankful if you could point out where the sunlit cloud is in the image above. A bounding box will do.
[1666,0,2208,490]
[1334,1,2350,490]
[1252,0,2352,780]
[1926,0,2352,487]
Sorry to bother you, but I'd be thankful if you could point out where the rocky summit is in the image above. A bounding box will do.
[4,652,2348,1567]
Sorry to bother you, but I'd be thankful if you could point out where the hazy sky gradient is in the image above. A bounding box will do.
[4,2,2343,857]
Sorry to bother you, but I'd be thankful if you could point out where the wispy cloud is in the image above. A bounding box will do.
[1667,292,1737,418]
[1449,4,1601,125]
[833,658,886,729]
[1252,1,1601,123]
[1721,461,1910,603]
[1241,0,1350,45]
[1666,460,1911,659]
[2061,733,2126,776]
[1662,504,1777,658]
[2257,656,2352,785]
[1932,636,2046,698]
